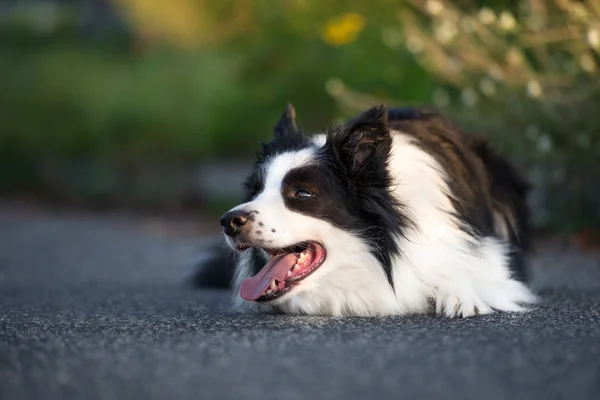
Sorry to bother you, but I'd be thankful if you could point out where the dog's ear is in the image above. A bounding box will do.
[328,105,391,180]
[260,103,304,155]
[273,103,301,139]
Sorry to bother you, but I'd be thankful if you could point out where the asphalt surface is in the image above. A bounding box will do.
[1,204,600,400]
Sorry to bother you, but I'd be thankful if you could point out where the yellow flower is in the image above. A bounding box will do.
[322,12,366,46]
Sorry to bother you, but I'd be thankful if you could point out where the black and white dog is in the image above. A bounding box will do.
[202,104,537,318]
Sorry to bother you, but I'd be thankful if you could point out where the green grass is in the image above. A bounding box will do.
[0,44,251,161]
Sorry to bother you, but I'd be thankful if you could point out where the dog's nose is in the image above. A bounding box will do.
[220,210,251,237]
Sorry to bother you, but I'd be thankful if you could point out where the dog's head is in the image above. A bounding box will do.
[220,104,409,307]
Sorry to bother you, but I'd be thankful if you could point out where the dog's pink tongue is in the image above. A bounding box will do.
[240,253,297,301]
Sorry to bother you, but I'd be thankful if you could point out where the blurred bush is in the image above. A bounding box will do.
[0,1,432,161]
[334,0,600,233]
[408,0,600,234]
[0,0,433,209]
[0,0,598,233]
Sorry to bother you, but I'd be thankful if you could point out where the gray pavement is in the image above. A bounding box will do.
[1,204,600,400]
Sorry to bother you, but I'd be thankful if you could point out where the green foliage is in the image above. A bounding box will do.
[0,43,244,161]
[0,2,435,164]
[335,0,600,232]
[1,0,599,232]
[0,2,434,208]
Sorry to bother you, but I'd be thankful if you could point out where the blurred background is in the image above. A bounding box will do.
[1,0,599,242]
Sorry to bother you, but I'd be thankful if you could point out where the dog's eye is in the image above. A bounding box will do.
[293,189,313,198]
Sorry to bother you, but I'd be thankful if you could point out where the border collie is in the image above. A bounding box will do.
[213,104,537,317]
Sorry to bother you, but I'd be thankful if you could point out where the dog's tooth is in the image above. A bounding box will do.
[270,280,277,290]
[286,271,292,277]
[293,264,300,271]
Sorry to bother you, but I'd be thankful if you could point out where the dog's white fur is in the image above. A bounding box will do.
[225,131,537,318]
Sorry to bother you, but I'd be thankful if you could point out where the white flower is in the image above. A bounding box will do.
[526,80,542,98]
[435,20,458,44]
[498,11,517,31]
[587,28,600,50]
[580,54,596,72]
[477,7,496,25]
[425,0,444,16]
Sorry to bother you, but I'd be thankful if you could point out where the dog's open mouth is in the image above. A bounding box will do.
[239,242,326,302]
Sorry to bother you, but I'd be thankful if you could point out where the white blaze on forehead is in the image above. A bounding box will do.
[261,147,316,192]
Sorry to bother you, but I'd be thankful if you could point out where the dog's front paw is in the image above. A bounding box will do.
[435,293,493,318]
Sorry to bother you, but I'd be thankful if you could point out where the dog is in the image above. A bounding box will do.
[204,104,537,318]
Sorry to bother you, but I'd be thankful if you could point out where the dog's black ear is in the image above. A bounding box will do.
[259,103,304,156]
[273,103,302,139]
[328,105,391,180]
